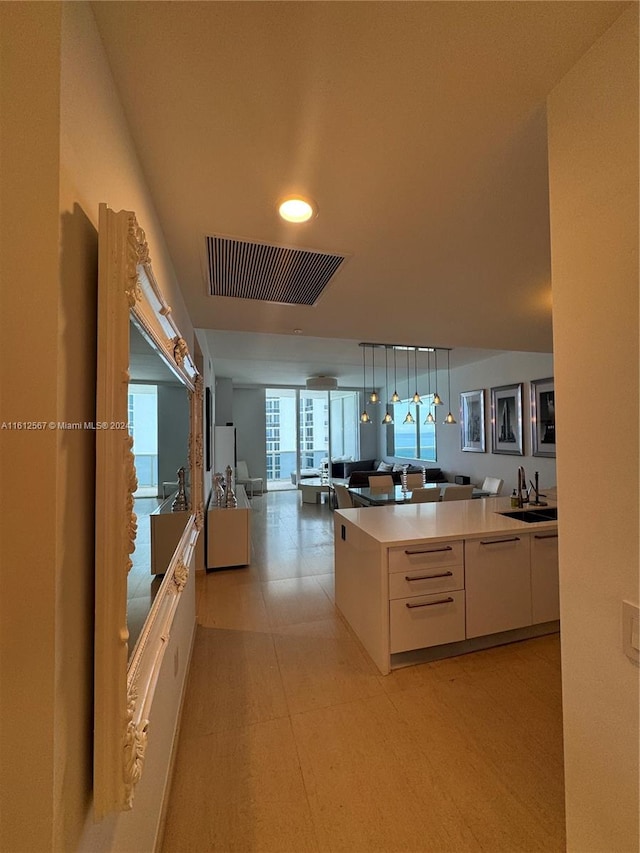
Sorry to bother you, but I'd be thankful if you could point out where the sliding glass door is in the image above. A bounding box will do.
[265,388,359,488]
[298,390,329,475]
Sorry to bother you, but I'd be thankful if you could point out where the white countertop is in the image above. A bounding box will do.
[335,493,558,547]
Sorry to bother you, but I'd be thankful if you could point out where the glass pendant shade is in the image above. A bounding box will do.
[403,410,415,425]
[390,347,400,402]
[381,347,393,422]
[412,348,421,403]
[424,410,435,425]
[369,346,378,403]
[443,349,455,423]
[433,349,443,404]
[360,345,371,424]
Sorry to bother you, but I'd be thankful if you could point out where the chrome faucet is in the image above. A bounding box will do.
[517,466,527,508]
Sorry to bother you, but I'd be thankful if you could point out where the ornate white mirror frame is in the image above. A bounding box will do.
[94,204,203,817]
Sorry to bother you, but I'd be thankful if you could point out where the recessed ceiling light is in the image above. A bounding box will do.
[278,196,316,223]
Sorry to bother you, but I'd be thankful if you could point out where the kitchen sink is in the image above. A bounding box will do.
[497,507,558,523]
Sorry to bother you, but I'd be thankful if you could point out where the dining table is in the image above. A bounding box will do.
[347,482,491,506]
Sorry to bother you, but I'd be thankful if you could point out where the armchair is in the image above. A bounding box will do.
[235,460,264,498]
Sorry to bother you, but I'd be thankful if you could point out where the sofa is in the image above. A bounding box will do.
[331,458,447,488]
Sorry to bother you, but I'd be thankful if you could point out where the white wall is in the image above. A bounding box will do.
[234,388,268,485]
[157,384,190,488]
[438,352,556,493]
[548,8,639,851]
[379,351,556,493]
[0,6,62,849]
[214,376,234,425]
[1,4,198,851]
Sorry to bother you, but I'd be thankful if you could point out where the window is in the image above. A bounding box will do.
[128,384,159,491]
[265,388,360,483]
[392,397,437,462]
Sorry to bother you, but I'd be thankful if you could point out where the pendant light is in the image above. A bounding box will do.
[369,345,379,403]
[390,346,400,403]
[412,347,422,404]
[443,349,457,424]
[432,348,443,406]
[359,345,370,423]
[382,346,394,424]
[424,348,435,424]
[403,348,414,424]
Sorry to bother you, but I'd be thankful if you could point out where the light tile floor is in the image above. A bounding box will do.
[162,489,565,852]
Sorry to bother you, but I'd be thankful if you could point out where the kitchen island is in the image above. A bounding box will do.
[334,494,559,675]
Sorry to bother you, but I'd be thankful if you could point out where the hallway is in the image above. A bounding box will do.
[162,490,565,852]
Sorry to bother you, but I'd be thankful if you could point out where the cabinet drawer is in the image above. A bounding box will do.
[389,563,464,600]
[390,590,466,654]
[388,540,463,574]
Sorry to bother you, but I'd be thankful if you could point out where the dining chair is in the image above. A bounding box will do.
[368,474,394,490]
[409,487,441,503]
[442,484,474,501]
[405,472,424,489]
[481,476,504,496]
[333,484,354,509]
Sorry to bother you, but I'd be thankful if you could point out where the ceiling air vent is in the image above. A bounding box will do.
[205,235,347,306]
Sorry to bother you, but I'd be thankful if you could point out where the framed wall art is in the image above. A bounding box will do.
[491,383,524,455]
[530,377,556,457]
[460,389,485,452]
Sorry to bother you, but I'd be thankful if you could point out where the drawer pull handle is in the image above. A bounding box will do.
[480,537,521,545]
[406,596,454,609]
[404,545,453,555]
[405,571,454,581]
[534,533,559,540]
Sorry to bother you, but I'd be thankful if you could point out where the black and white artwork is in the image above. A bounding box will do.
[491,383,524,455]
[531,377,556,457]
[460,389,485,452]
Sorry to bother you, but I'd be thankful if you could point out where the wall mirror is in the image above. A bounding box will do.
[94,204,203,817]
[127,321,191,654]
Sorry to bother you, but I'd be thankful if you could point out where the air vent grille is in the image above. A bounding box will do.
[205,235,346,306]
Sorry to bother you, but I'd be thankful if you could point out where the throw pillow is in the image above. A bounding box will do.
[377,461,393,472]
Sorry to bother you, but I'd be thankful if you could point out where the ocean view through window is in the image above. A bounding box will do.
[393,397,437,461]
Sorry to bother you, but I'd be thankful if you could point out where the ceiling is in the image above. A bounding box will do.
[93,1,628,386]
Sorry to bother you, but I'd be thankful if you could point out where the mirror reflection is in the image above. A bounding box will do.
[127,321,190,655]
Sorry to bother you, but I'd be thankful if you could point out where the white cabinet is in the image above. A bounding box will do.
[465,535,531,638]
[388,540,465,654]
[206,485,251,569]
[150,499,190,575]
[531,531,560,623]
[334,508,559,675]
